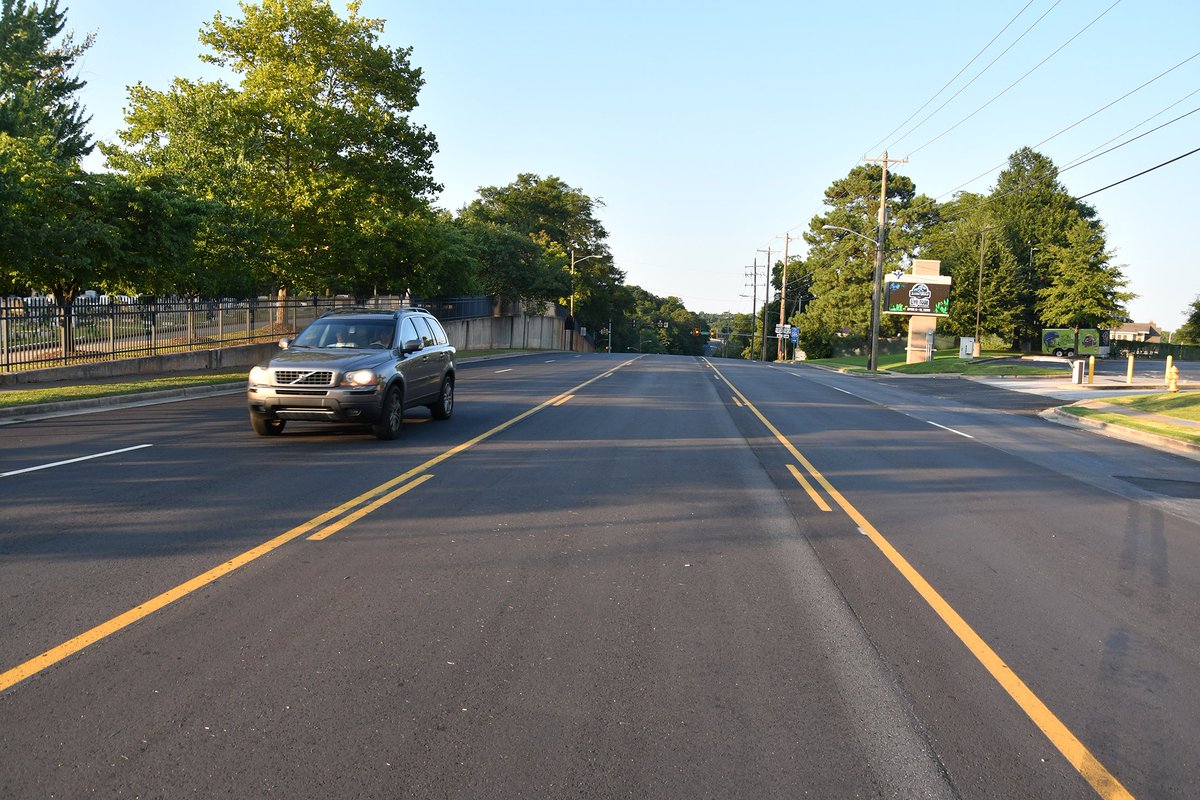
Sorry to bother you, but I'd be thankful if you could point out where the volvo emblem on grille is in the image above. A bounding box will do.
[273,370,333,386]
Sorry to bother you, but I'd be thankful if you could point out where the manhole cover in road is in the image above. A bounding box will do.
[1115,475,1200,499]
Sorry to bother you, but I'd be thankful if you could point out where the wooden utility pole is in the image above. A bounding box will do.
[745,258,760,359]
[757,247,773,361]
[862,151,907,371]
[777,235,791,360]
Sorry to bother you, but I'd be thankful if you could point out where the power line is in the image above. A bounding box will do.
[1060,86,1200,171]
[862,0,1040,156]
[885,0,1058,154]
[921,61,1200,208]
[907,0,1123,158]
[1076,145,1200,200]
[1061,102,1200,174]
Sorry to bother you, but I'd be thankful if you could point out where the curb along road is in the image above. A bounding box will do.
[1042,405,1200,462]
[0,381,246,425]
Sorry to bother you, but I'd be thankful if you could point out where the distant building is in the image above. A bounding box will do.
[1111,321,1161,343]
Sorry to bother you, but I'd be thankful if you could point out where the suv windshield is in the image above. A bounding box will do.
[292,318,395,349]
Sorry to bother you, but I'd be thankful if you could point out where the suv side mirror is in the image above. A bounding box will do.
[279,337,292,349]
[402,338,423,354]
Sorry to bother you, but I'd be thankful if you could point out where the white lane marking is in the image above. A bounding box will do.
[495,368,514,373]
[926,420,974,439]
[2,444,154,478]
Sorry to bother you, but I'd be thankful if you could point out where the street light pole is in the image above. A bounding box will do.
[568,250,602,318]
[822,223,884,370]
[974,225,994,357]
[569,249,602,352]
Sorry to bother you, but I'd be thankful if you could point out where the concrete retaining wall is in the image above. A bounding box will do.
[0,343,280,386]
[443,315,592,353]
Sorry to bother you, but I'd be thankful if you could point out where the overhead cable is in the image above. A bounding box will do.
[906,0,1123,158]
[886,0,1057,153]
[1075,145,1200,200]
[862,0,1040,155]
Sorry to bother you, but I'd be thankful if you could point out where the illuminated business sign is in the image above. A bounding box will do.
[883,275,951,317]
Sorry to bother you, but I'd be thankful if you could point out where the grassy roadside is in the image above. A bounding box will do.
[808,351,1065,376]
[0,372,248,408]
[0,349,536,409]
[1058,393,1200,446]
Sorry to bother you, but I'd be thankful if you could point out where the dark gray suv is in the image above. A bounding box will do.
[247,307,456,439]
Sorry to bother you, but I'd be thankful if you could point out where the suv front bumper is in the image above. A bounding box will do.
[248,384,386,423]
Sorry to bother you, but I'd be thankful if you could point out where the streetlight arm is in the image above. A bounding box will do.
[821,224,878,246]
[568,250,605,317]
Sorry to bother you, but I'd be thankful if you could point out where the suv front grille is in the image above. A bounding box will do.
[273,370,335,387]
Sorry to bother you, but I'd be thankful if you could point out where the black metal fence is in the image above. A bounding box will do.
[0,294,494,373]
[1109,339,1200,361]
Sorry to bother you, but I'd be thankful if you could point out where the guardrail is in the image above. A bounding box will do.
[0,295,496,374]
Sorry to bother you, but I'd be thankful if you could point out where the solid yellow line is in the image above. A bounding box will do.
[704,359,1134,800]
[307,474,435,541]
[0,513,332,693]
[786,463,832,511]
[0,362,630,695]
[553,394,575,406]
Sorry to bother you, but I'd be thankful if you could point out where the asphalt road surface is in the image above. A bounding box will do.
[1,353,1196,799]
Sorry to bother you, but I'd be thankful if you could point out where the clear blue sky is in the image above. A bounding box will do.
[69,0,1199,330]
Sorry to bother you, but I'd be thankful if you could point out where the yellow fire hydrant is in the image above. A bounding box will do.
[1167,363,1180,393]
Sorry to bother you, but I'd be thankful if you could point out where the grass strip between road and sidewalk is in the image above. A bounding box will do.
[1059,393,1200,445]
[810,351,1065,376]
[0,372,248,409]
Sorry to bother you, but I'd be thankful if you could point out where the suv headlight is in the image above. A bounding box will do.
[341,369,380,387]
[249,366,270,385]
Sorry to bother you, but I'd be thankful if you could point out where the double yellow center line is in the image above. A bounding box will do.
[0,361,631,695]
[705,359,1133,800]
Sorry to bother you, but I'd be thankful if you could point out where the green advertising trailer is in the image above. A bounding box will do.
[1040,328,1110,358]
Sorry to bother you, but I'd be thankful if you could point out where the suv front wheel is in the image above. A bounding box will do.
[251,413,285,436]
[372,385,404,440]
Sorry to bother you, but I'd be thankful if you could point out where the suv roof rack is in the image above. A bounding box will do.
[318,306,430,318]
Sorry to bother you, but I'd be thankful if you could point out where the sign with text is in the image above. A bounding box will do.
[883,275,951,317]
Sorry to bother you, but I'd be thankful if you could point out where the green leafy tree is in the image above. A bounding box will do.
[1178,295,1200,343]
[0,0,96,297]
[0,0,93,161]
[985,147,1099,350]
[801,165,936,345]
[924,200,1023,347]
[613,287,705,356]
[1037,217,1134,352]
[104,0,440,296]
[459,222,569,312]
[458,173,623,330]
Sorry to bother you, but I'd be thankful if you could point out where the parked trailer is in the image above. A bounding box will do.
[1041,328,1110,358]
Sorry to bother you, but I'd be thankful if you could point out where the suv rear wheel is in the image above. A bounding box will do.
[430,376,454,420]
[372,385,404,440]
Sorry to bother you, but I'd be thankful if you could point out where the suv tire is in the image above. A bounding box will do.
[251,413,285,436]
[430,376,454,420]
[372,385,404,440]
